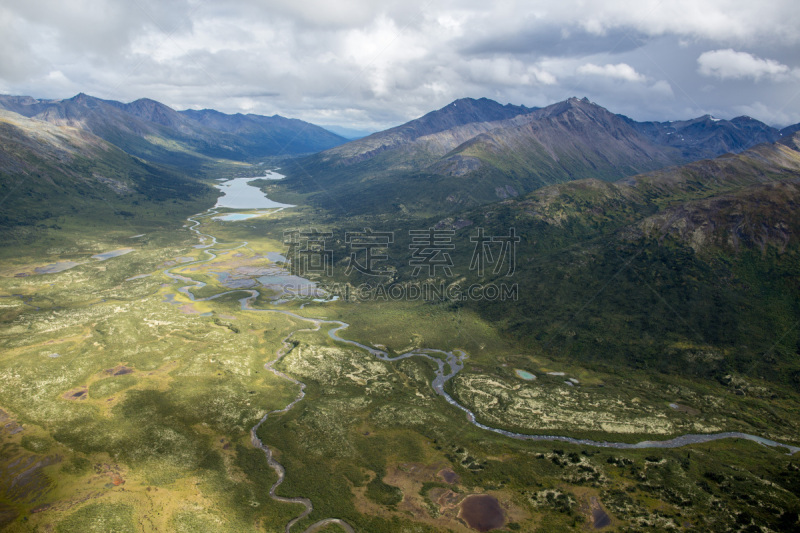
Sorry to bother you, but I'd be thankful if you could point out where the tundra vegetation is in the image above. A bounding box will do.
[4,118,800,530]
[2,173,800,533]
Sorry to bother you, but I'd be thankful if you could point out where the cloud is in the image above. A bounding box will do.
[733,101,800,128]
[460,58,557,87]
[697,49,792,81]
[0,9,49,82]
[455,0,800,49]
[459,25,650,57]
[577,63,646,82]
[1,1,799,129]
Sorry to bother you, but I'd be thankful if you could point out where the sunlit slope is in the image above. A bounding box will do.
[0,109,215,250]
[0,93,347,171]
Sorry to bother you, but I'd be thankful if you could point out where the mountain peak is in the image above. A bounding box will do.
[535,96,610,119]
[450,97,477,106]
[124,97,178,114]
[382,97,534,140]
[68,92,91,103]
[443,97,529,113]
[129,97,163,106]
[566,96,592,104]
[119,98,185,128]
[448,96,508,108]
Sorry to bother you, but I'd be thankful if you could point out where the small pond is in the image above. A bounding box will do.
[514,369,536,380]
[92,248,134,261]
[34,261,80,274]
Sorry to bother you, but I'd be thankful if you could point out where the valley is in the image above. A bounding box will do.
[4,169,800,531]
[2,93,800,532]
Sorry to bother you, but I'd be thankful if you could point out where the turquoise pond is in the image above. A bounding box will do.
[515,369,536,380]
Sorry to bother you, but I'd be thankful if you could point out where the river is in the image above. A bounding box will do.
[166,173,800,532]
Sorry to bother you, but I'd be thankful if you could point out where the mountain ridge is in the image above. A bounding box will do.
[377,138,800,380]
[280,96,797,215]
[318,97,535,165]
[0,108,214,247]
[0,93,347,168]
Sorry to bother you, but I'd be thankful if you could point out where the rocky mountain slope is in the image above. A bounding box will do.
[626,114,781,160]
[318,97,533,165]
[437,97,679,181]
[279,97,793,215]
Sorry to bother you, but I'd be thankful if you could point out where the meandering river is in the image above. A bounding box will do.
[165,174,800,533]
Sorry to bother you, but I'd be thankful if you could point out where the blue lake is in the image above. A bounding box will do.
[214,172,295,209]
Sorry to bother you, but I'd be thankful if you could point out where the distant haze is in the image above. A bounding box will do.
[321,125,375,140]
[1,0,799,129]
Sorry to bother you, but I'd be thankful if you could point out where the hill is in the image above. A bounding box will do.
[442,139,800,383]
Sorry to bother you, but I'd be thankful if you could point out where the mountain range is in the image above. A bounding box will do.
[2,91,799,248]
[0,93,346,171]
[0,92,352,246]
[278,97,796,215]
[0,107,215,250]
[469,133,800,378]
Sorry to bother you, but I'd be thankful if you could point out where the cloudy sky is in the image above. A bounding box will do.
[2,0,799,131]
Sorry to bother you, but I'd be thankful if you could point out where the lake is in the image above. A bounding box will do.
[459,494,505,532]
[214,171,295,209]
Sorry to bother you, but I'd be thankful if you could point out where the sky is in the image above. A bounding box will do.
[1,0,800,132]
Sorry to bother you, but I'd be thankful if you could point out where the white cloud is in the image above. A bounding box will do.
[459,0,800,47]
[650,80,674,98]
[548,0,800,44]
[733,101,800,128]
[1,1,799,128]
[577,63,647,82]
[697,49,792,81]
[462,58,557,87]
